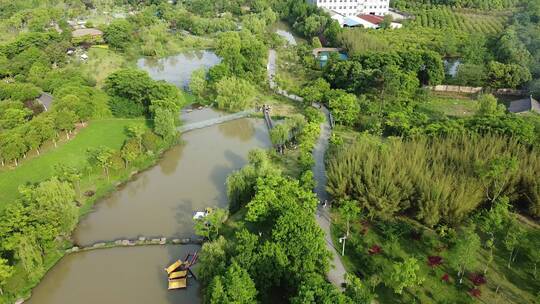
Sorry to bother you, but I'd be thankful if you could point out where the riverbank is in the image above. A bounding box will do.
[0,121,178,303]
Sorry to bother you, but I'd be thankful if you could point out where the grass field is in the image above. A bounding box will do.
[79,47,131,87]
[417,95,478,118]
[0,119,148,207]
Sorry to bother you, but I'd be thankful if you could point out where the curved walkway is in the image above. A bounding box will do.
[267,49,347,288]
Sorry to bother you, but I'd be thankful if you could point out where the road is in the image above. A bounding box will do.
[267,49,347,288]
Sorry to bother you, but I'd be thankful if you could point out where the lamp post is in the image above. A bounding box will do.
[339,235,347,256]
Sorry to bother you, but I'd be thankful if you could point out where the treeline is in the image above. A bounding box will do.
[323,49,445,95]
[327,133,540,226]
[273,0,341,44]
[507,0,540,98]
[393,0,519,10]
[200,151,374,303]
[0,178,77,294]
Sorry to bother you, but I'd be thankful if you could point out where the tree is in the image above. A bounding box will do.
[88,146,115,180]
[503,217,525,269]
[15,233,44,281]
[215,77,256,111]
[476,156,518,202]
[291,273,350,304]
[206,262,257,304]
[379,15,393,29]
[448,226,480,283]
[103,19,134,50]
[475,94,506,117]
[54,109,78,140]
[1,132,26,166]
[190,68,208,100]
[386,257,425,294]
[487,61,532,89]
[311,37,322,48]
[126,123,146,152]
[0,108,31,129]
[328,91,359,126]
[199,236,228,284]
[152,107,176,139]
[194,208,228,241]
[269,124,290,154]
[345,274,376,303]
[54,164,82,198]
[338,200,361,237]
[454,63,487,87]
[0,258,13,295]
[121,139,141,168]
[301,78,330,105]
[104,69,155,114]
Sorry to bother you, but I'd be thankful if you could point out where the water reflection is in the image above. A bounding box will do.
[27,245,202,304]
[159,144,185,176]
[218,118,255,141]
[72,116,270,246]
[137,51,221,89]
[270,21,302,45]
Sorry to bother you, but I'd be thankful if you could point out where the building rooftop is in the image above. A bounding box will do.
[357,14,385,25]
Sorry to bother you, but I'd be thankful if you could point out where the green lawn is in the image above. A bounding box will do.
[80,46,130,87]
[418,95,478,118]
[0,119,147,207]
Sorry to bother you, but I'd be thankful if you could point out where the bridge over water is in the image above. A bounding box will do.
[178,109,256,133]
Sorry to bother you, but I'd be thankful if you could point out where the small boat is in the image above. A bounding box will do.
[165,260,183,275]
[193,207,213,220]
[169,270,188,280]
[165,251,198,290]
[168,277,187,290]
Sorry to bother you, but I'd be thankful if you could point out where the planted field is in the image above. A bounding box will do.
[410,7,508,35]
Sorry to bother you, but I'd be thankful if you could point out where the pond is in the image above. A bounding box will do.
[319,51,348,67]
[136,50,221,89]
[270,21,301,46]
[26,53,271,304]
[444,58,462,78]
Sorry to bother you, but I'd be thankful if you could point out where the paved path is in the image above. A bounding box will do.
[177,110,254,133]
[267,49,347,288]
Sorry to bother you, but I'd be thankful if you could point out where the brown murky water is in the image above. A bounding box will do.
[27,245,201,304]
[27,109,270,304]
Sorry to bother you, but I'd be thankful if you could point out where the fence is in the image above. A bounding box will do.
[426,85,528,96]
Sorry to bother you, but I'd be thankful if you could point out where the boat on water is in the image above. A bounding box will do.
[165,251,198,290]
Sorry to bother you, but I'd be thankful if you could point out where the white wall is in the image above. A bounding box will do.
[313,0,390,17]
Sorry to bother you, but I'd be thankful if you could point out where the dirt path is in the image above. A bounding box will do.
[267,49,347,288]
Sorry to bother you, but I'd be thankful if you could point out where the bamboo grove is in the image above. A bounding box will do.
[327,133,540,226]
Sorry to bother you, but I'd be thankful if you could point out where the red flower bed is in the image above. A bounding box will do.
[368,244,382,255]
[441,273,450,282]
[427,255,443,267]
[469,273,487,286]
[469,288,481,298]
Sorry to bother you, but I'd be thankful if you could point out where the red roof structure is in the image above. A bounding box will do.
[357,14,385,25]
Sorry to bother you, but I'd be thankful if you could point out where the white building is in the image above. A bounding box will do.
[309,0,390,17]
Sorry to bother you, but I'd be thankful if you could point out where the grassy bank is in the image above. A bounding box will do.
[0,119,147,207]
[0,119,188,302]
